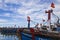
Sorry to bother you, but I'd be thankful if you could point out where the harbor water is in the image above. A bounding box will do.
[0,32,21,40]
[0,32,52,40]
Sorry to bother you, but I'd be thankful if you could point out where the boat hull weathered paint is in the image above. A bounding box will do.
[22,28,60,39]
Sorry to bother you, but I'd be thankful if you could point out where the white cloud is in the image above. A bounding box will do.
[0,13,10,17]
[17,8,32,15]
[0,19,8,23]
[0,0,60,27]
[4,13,10,17]
[17,1,48,21]
[57,0,60,3]
[5,0,19,4]
[17,1,48,24]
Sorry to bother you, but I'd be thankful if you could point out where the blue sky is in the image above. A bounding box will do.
[0,0,60,27]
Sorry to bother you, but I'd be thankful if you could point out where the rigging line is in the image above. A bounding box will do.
[31,20,38,23]
[52,13,60,19]
[52,13,60,24]
[30,20,38,25]
[52,13,58,20]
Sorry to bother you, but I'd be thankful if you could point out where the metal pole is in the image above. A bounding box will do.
[45,10,51,31]
[28,21,30,28]
[30,28,35,40]
[27,16,30,29]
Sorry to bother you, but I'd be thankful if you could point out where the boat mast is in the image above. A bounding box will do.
[45,9,52,31]
[45,2,55,31]
[27,16,30,28]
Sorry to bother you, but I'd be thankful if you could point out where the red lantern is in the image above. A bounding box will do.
[51,2,55,8]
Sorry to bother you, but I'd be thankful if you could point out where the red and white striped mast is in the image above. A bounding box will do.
[45,2,55,31]
[27,16,30,29]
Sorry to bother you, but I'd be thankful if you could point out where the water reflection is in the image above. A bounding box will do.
[0,32,60,40]
[0,33,21,40]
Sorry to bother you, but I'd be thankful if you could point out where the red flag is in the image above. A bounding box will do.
[51,2,55,8]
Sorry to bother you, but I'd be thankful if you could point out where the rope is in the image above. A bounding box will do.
[52,13,60,20]
[30,20,38,25]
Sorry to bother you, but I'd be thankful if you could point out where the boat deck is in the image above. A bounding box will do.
[22,28,60,38]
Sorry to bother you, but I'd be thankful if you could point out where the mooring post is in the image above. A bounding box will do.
[30,28,35,40]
